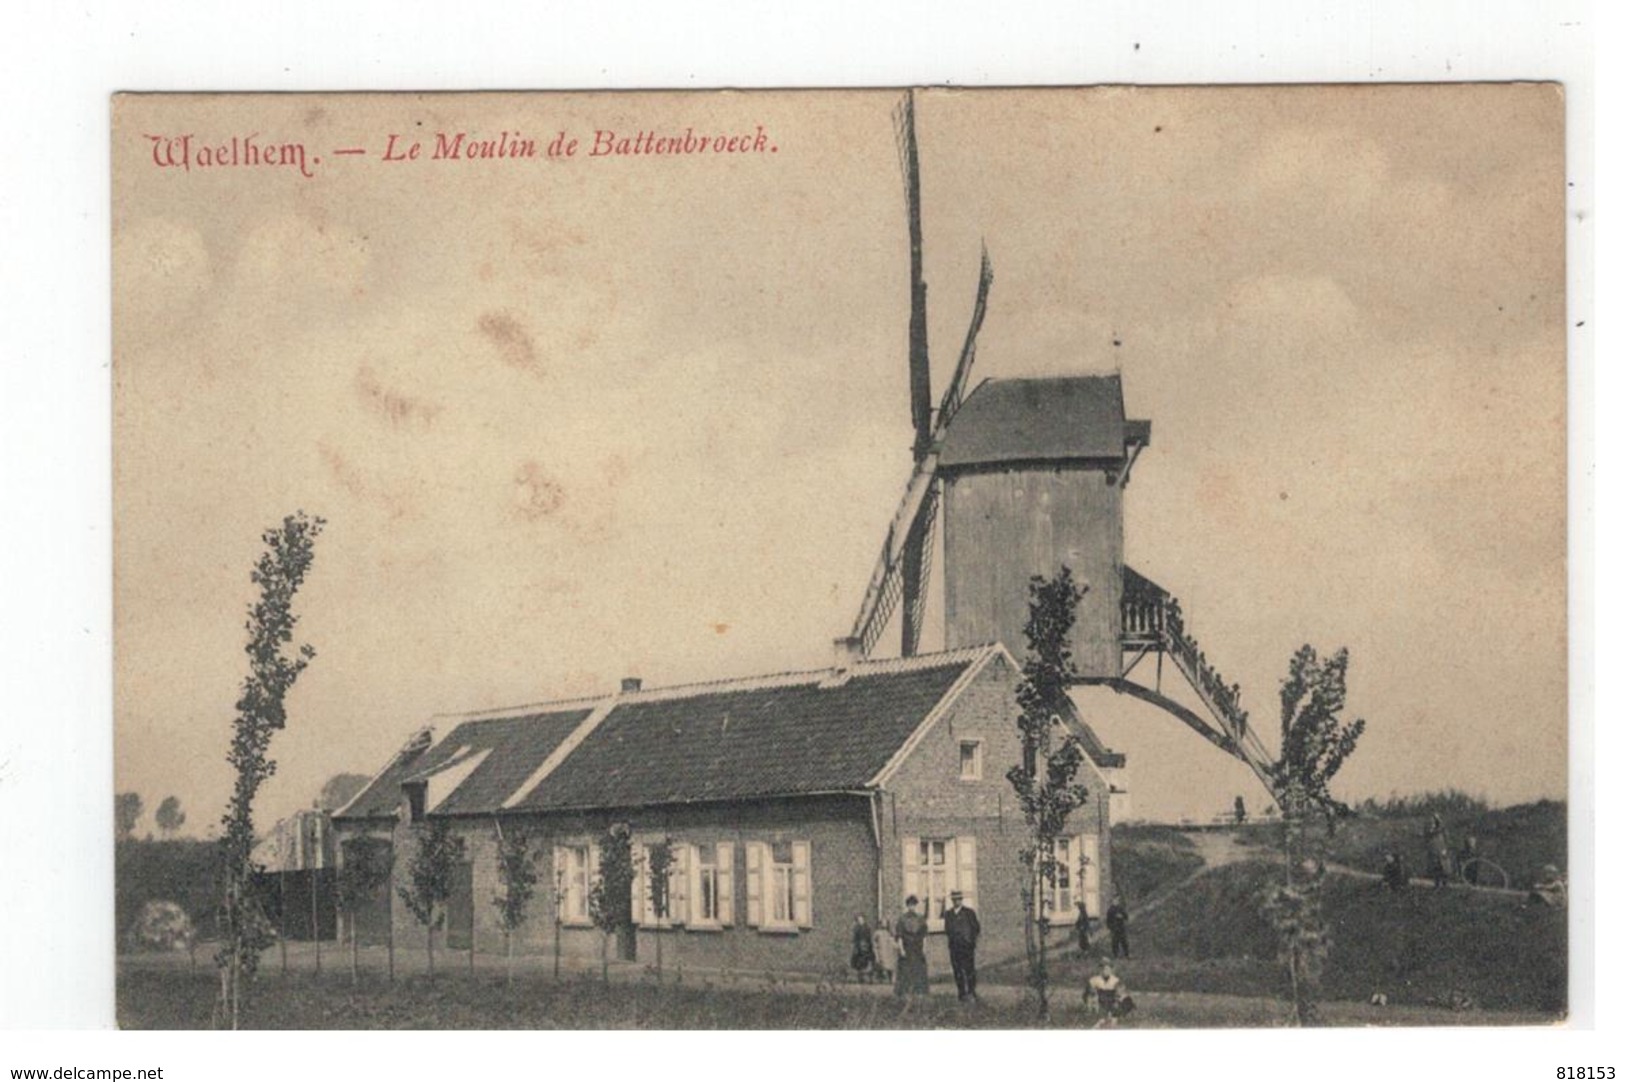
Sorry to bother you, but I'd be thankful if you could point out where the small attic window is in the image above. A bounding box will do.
[959,740,983,781]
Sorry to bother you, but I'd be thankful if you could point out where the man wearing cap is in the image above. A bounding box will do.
[943,889,981,1002]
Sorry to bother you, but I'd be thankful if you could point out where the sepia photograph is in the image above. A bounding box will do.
[110,83,1567,1031]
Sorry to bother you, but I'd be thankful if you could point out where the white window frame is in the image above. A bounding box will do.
[745,840,811,932]
[1040,833,1096,922]
[901,835,978,932]
[958,739,984,781]
[555,843,594,926]
[634,842,686,929]
[686,841,734,929]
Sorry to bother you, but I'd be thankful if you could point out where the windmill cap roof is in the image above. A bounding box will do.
[937,374,1150,469]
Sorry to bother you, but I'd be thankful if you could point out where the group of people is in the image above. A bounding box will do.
[1379,814,1485,892]
[848,889,1136,1021]
[1422,813,1482,888]
[850,890,982,1001]
[1074,893,1132,959]
[1381,814,1565,908]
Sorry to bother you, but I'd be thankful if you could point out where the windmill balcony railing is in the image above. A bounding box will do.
[1119,578,1252,741]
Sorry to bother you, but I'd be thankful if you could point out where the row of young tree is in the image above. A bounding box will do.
[377,818,674,988]
[209,511,1364,1027]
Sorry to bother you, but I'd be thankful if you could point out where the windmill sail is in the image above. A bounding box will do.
[852,94,994,658]
[897,90,933,656]
[850,453,940,656]
[938,246,993,427]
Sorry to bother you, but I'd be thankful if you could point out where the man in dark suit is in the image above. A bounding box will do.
[943,889,981,1002]
[1105,894,1131,959]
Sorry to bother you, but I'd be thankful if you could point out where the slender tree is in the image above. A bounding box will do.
[397,817,466,979]
[337,837,393,986]
[588,823,635,983]
[115,792,143,842]
[155,795,186,838]
[1263,644,1366,1025]
[645,837,675,983]
[216,511,325,1029]
[492,821,539,986]
[1005,567,1093,1020]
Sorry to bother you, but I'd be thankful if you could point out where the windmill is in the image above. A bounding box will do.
[848,90,994,659]
[844,91,1278,808]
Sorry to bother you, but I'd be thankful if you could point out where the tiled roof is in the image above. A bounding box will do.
[334,707,593,820]
[335,643,1126,818]
[516,655,981,811]
[937,375,1146,469]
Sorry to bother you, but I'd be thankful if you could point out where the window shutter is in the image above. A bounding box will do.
[956,835,978,911]
[1081,834,1101,916]
[791,840,812,929]
[717,843,735,927]
[744,842,762,927]
[632,844,649,927]
[902,835,920,907]
[671,845,690,925]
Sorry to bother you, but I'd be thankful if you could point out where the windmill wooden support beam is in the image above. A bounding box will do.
[1086,674,1278,797]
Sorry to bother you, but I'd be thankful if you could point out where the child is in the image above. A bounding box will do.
[870,921,898,985]
[850,914,876,982]
[1088,958,1130,1027]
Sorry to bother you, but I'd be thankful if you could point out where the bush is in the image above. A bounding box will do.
[116,839,218,945]
[1356,790,1490,820]
[130,901,196,953]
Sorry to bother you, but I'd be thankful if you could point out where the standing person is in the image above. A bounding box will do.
[1234,795,1248,825]
[850,914,875,982]
[1424,813,1451,889]
[1458,835,1480,885]
[1381,852,1407,892]
[893,896,929,998]
[943,890,980,1002]
[871,921,897,985]
[1105,893,1131,959]
[1074,899,1091,954]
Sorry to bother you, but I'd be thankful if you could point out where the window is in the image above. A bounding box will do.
[901,835,977,930]
[1041,833,1099,920]
[768,842,796,924]
[634,842,687,928]
[1049,837,1076,918]
[745,840,810,931]
[555,844,593,924]
[917,839,951,920]
[958,740,983,781]
[689,842,735,927]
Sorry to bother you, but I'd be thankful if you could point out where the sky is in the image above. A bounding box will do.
[112,86,1566,835]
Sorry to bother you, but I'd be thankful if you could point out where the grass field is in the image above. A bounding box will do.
[115,962,1547,1030]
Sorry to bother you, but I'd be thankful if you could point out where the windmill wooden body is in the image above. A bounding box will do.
[850,92,1277,813]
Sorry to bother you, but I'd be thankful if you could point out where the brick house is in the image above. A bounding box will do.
[333,641,1121,977]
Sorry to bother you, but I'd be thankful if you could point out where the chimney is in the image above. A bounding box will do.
[620,676,643,694]
[832,636,864,670]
